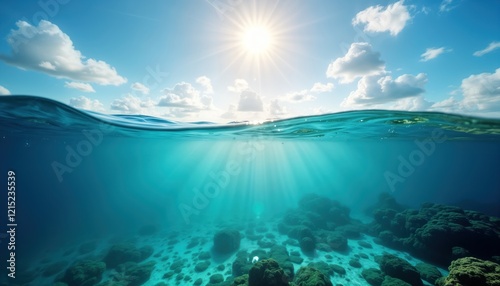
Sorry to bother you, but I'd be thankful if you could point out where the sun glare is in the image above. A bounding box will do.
[205,0,301,94]
[242,26,272,54]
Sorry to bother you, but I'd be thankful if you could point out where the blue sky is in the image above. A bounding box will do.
[0,0,499,122]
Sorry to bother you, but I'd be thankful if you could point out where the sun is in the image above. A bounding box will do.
[241,26,273,55]
[205,0,302,92]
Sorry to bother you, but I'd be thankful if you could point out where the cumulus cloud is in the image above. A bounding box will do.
[460,68,500,111]
[283,90,316,103]
[352,0,411,36]
[420,47,451,62]
[0,85,11,95]
[269,99,287,116]
[65,81,95,92]
[342,73,427,107]
[393,96,433,111]
[131,82,150,95]
[69,96,105,112]
[196,76,214,94]
[228,79,249,93]
[326,42,385,83]
[157,82,213,113]
[310,82,334,93]
[0,20,126,85]
[111,94,155,114]
[431,96,459,112]
[473,42,500,57]
[221,104,238,119]
[237,90,264,111]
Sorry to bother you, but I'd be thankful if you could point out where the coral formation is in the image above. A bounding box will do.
[248,259,289,286]
[368,194,500,266]
[294,266,333,286]
[62,260,106,286]
[104,243,153,269]
[377,254,423,286]
[436,257,500,286]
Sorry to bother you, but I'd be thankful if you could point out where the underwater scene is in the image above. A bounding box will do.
[0,95,500,286]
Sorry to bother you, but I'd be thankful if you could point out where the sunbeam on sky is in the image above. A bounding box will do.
[0,0,499,122]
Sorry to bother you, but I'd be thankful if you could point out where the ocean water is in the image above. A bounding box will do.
[1,95,500,285]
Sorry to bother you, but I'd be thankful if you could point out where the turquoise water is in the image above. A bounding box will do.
[1,95,500,285]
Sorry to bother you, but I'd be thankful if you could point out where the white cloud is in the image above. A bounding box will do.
[221,104,238,119]
[269,99,287,116]
[326,42,385,83]
[310,82,334,93]
[352,0,411,36]
[65,81,95,93]
[460,68,500,111]
[111,94,155,114]
[393,96,433,111]
[237,90,264,111]
[342,73,427,107]
[420,47,451,62]
[157,82,213,113]
[0,85,11,95]
[439,0,457,12]
[431,96,459,112]
[0,20,126,85]
[228,79,249,93]
[131,82,150,95]
[283,89,316,102]
[69,96,105,112]
[196,76,214,94]
[473,42,500,57]
[39,61,56,70]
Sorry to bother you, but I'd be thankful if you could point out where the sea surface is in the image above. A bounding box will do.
[1,95,500,285]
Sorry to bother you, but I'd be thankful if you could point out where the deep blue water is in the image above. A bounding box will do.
[1,96,500,285]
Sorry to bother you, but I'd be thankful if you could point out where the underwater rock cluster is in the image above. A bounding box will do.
[376,254,423,286]
[248,259,289,286]
[233,258,334,286]
[232,245,294,280]
[368,194,500,266]
[62,260,105,286]
[277,193,364,254]
[436,257,500,286]
[24,193,500,286]
[214,229,242,254]
[49,242,156,286]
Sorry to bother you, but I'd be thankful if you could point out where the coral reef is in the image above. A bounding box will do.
[248,259,289,286]
[104,243,153,269]
[376,254,423,286]
[294,266,333,286]
[368,195,500,266]
[436,257,500,286]
[277,193,362,256]
[62,260,106,286]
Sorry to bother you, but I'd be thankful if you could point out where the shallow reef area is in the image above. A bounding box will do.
[6,193,500,286]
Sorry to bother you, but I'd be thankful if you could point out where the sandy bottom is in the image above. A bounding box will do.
[26,218,448,286]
